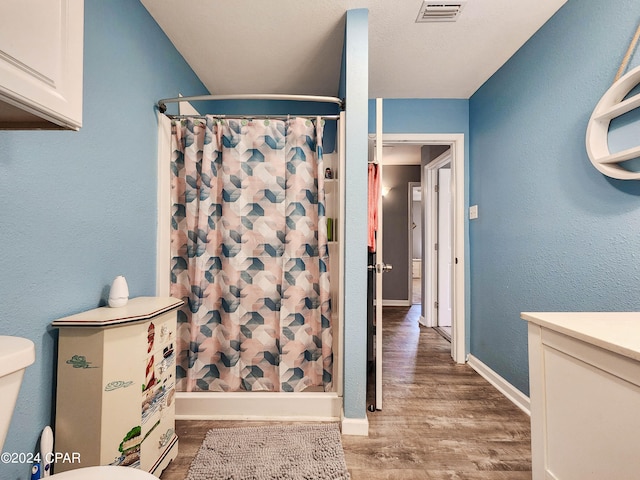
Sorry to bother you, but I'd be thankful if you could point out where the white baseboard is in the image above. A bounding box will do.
[373,299,412,307]
[175,392,341,421]
[340,412,369,436]
[419,315,427,327]
[377,299,412,307]
[467,354,531,416]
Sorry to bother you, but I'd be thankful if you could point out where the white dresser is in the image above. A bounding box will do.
[52,297,183,476]
[522,312,640,480]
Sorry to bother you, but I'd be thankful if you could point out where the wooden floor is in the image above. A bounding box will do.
[160,306,532,479]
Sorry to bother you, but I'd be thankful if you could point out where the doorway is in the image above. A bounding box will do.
[380,135,465,364]
[409,182,422,306]
[424,149,456,353]
[366,125,466,414]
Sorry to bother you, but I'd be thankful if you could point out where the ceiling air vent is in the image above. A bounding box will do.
[416,1,466,22]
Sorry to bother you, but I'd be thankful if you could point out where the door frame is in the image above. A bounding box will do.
[379,133,466,364]
[426,153,452,341]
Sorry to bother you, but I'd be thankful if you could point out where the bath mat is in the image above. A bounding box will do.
[186,423,350,480]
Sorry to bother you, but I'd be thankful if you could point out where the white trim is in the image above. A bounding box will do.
[451,137,466,365]
[379,134,466,364]
[467,354,531,416]
[374,98,384,410]
[337,112,346,399]
[156,113,172,297]
[424,162,434,328]
[419,315,427,327]
[382,299,411,307]
[408,181,421,309]
[340,411,369,436]
[178,95,201,116]
[175,392,341,421]
[425,150,451,330]
[372,299,412,307]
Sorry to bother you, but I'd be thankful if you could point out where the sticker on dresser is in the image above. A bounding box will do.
[105,380,135,391]
[65,354,98,369]
[109,425,142,468]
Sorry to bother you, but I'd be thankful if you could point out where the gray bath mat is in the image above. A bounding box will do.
[186,423,350,480]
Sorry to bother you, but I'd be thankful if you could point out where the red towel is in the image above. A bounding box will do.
[368,163,380,252]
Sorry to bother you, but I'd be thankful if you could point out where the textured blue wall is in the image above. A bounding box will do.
[369,99,468,135]
[369,98,470,349]
[342,8,369,421]
[469,0,640,395]
[0,1,209,477]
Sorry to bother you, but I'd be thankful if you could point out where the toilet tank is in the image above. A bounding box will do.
[0,336,35,451]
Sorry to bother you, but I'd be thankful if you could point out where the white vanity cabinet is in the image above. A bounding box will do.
[522,312,640,480]
[0,0,83,130]
[52,297,182,477]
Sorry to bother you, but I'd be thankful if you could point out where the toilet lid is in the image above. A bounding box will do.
[50,466,157,479]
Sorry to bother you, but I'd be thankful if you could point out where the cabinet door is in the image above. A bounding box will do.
[0,0,83,129]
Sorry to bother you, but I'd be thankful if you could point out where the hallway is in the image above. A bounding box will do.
[342,305,532,479]
[161,305,532,479]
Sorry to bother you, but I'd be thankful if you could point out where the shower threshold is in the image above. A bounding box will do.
[175,391,341,422]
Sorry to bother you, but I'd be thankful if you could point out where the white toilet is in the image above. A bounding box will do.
[0,336,157,479]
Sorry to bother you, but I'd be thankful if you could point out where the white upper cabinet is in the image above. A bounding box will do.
[0,0,83,130]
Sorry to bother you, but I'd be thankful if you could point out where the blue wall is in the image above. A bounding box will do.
[0,1,209,477]
[369,99,468,135]
[342,8,369,422]
[469,0,640,395]
[369,98,471,349]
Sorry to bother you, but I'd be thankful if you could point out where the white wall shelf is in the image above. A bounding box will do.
[586,64,640,179]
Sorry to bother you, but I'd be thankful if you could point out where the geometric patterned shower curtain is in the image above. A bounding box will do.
[170,116,332,393]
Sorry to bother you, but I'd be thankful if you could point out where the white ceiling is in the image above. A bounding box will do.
[141,0,568,100]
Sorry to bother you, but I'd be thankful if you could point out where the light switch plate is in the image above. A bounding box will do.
[469,205,478,219]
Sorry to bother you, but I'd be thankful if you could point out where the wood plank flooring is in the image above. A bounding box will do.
[160,306,532,479]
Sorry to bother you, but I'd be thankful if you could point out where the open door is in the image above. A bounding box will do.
[368,98,391,411]
[437,167,453,342]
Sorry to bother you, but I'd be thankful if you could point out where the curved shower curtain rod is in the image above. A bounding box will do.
[157,93,345,113]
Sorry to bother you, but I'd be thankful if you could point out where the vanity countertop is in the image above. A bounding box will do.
[521,312,640,362]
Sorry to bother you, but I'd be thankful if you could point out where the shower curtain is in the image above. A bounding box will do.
[170,116,332,393]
